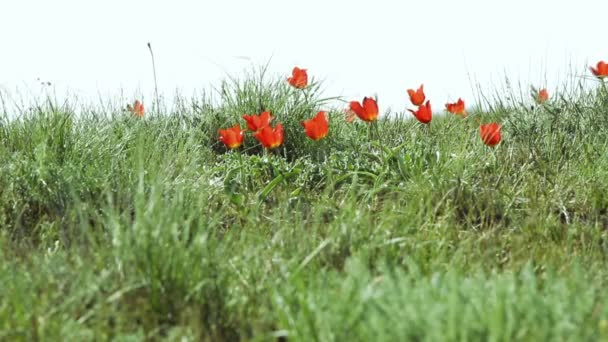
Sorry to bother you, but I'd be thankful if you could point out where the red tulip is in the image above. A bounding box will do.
[408,100,432,124]
[480,123,502,147]
[254,124,284,149]
[301,111,329,141]
[218,124,245,149]
[407,84,425,106]
[536,88,549,104]
[445,98,466,116]
[349,97,379,122]
[590,61,608,79]
[128,100,144,117]
[243,111,273,132]
[288,67,308,89]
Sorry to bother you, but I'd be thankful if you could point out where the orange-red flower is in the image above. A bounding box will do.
[408,100,432,124]
[243,111,273,131]
[590,61,608,79]
[536,88,549,104]
[349,97,379,122]
[288,67,308,89]
[128,100,144,117]
[407,84,425,106]
[301,111,329,141]
[445,98,466,116]
[218,124,245,149]
[254,124,284,149]
[480,123,502,147]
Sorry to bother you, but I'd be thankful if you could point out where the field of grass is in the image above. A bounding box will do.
[1,66,608,341]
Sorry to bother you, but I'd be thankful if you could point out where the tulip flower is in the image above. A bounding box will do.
[218,124,245,149]
[480,123,502,147]
[590,61,608,79]
[408,100,432,124]
[349,97,379,122]
[288,67,308,89]
[127,100,144,117]
[445,98,466,116]
[254,124,284,149]
[407,84,425,106]
[301,111,329,141]
[243,111,273,132]
[535,88,549,104]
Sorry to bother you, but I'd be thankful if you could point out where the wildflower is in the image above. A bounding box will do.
[590,61,608,79]
[243,111,273,131]
[408,100,432,124]
[254,124,284,149]
[218,124,245,149]
[301,111,329,141]
[344,109,357,123]
[480,123,501,147]
[407,84,425,106]
[349,97,379,122]
[288,67,308,89]
[445,98,466,116]
[127,100,144,117]
[536,88,549,104]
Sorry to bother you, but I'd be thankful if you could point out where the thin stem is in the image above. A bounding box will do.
[147,42,160,115]
[236,149,246,185]
[373,120,381,142]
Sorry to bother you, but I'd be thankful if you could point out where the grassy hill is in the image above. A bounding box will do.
[1,68,608,341]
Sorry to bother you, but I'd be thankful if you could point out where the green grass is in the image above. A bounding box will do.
[1,67,608,341]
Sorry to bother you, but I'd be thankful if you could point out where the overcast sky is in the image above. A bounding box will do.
[1,0,606,113]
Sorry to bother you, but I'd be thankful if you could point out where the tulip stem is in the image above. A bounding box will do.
[368,121,380,142]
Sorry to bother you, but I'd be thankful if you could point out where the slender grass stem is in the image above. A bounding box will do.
[147,42,161,115]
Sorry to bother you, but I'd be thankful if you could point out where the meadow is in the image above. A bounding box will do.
[1,62,608,341]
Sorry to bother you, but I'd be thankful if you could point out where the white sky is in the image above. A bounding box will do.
[1,0,606,112]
